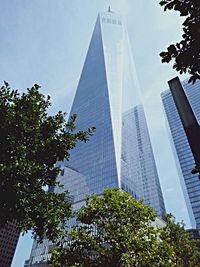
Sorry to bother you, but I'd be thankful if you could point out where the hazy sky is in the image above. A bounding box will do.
[0,1,191,266]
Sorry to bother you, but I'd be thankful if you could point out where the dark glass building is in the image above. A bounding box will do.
[0,221,19,267]
[28,11,165,266]
[162,79,200,232]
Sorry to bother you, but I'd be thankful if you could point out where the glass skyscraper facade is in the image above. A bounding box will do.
[28,11,165,266]
[162,79,200,231]
[122,105,165,217]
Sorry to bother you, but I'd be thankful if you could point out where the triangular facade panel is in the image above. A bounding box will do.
[65,14,119,201]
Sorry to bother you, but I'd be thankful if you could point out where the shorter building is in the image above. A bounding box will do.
[0,221,20,267]
[24,259,30,267]
[187,228,200,251]
[187,228,200,241]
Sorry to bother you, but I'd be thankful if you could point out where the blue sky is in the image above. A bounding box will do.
[0,0,192,266]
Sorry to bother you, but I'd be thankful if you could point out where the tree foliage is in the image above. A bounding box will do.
[50,189,200,267]
[160,214,200,267]
[159,0,200,83]
[0,81,95,241]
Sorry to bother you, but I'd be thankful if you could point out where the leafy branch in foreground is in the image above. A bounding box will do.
[159,0,200,83]
[0,81,95,241]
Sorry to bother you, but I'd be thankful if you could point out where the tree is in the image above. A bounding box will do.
[0,81,95,241]
[50,189,200,267]
[50,189,171,267]
[159,214,200,267]
[159,0,200,83]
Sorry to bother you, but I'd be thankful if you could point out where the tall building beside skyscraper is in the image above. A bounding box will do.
[28,10,165,266]
[162,79,200,232]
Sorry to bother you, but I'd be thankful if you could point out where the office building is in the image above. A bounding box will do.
[162,79,200,231]
[28,10,165,266]
[0,221,19,267]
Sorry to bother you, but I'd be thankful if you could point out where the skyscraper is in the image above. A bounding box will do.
[28,10,165,266]
[57,10,165,214]
[162,79,200,231]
